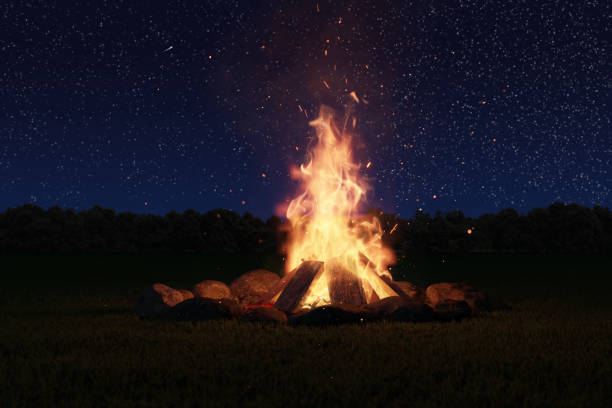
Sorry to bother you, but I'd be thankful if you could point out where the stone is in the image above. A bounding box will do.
[425,282,481,305]
[390,302,435,322]
[432,300,472,321]
[133,283,186,318]
[389,281,426,302]
[192,280,234,300]
[363,296,410,318]
[229,269,280,305]
[167,297,242,322]
[241,307,287,324]
[177,289,194,300]
[289,304,368,326]
[425,282,502,314]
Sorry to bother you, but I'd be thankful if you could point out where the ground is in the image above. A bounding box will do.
[1,253,611,407]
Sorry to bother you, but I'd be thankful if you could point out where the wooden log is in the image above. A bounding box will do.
[274,261,324,313]
[257,272,293,304]
[358,252,398,300]
[362,278,380,303]
[326,259,367,306]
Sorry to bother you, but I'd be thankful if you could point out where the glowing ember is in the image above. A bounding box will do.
[266,104,397,312]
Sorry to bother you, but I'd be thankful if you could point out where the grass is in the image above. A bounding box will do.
[1,253,611,407]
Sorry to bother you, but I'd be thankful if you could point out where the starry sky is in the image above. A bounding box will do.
[2,0,610,218]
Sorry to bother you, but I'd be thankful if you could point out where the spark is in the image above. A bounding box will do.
[390,223,399,235]
[322,80,330,89]
[162,45,173,53]
[349,91,359,103]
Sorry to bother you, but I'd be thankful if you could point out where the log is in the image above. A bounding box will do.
[274,261,324,313]
[326,259,367,306]
[362,278,380,303]
[358,252,398,300]
[257,272,293,304]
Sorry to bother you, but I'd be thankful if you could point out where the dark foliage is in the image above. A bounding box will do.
[376,203,612,254]
[0,205,279,254]
[0,203,610,254]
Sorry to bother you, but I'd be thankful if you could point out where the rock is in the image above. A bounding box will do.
[242,307,287,324]
[390,302,435,322]
[133,283,186,318]
[425,282,505,314]
[389,281,426,302]
[425,282,481,305]
[289,304,368,326]
[363,296,410,318]
[362,296,435,322]
[177,289,194,300]
[192,280,234,300]
[167,297,242,322]
[432,300,472,321]
[229,269,280,305]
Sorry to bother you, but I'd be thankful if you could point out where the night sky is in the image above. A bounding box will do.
[2,1,610,218]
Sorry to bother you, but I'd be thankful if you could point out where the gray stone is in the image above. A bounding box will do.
[167,297,242,322]
[363,296,410,318]
[389,281,426,302]
[192,280,234,300]
[177,289,194,301]
[133,283,186,318]
[425,282,505,314]
[229,269,280,304]
[432,300,472,321]
[390,302,435,322]
[241,307,287,324]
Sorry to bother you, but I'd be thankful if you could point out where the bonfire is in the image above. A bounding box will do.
[261,105,398,313]
[134,101,506,325]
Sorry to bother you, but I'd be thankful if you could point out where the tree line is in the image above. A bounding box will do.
[0,203,610,254]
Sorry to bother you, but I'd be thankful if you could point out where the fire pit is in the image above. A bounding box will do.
[134,104,508,325]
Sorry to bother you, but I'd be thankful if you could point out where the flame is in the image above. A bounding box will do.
[283,105,395,306]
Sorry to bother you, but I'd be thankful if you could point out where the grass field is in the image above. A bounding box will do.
[1,253,611,407]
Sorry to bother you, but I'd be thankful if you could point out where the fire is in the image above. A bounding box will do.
[277,105,396,309]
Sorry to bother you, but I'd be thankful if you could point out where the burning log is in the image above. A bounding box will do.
[265,258,399,314]
[274,261,324,313]
[326,258,366,306]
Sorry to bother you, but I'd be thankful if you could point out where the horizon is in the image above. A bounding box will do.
[2,200,608,221]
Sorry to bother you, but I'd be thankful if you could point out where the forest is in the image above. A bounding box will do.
[0,203,610,254]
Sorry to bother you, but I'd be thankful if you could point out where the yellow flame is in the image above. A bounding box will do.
[285,105,395,288]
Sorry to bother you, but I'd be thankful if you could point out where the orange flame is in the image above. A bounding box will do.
[285,105,395,292]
